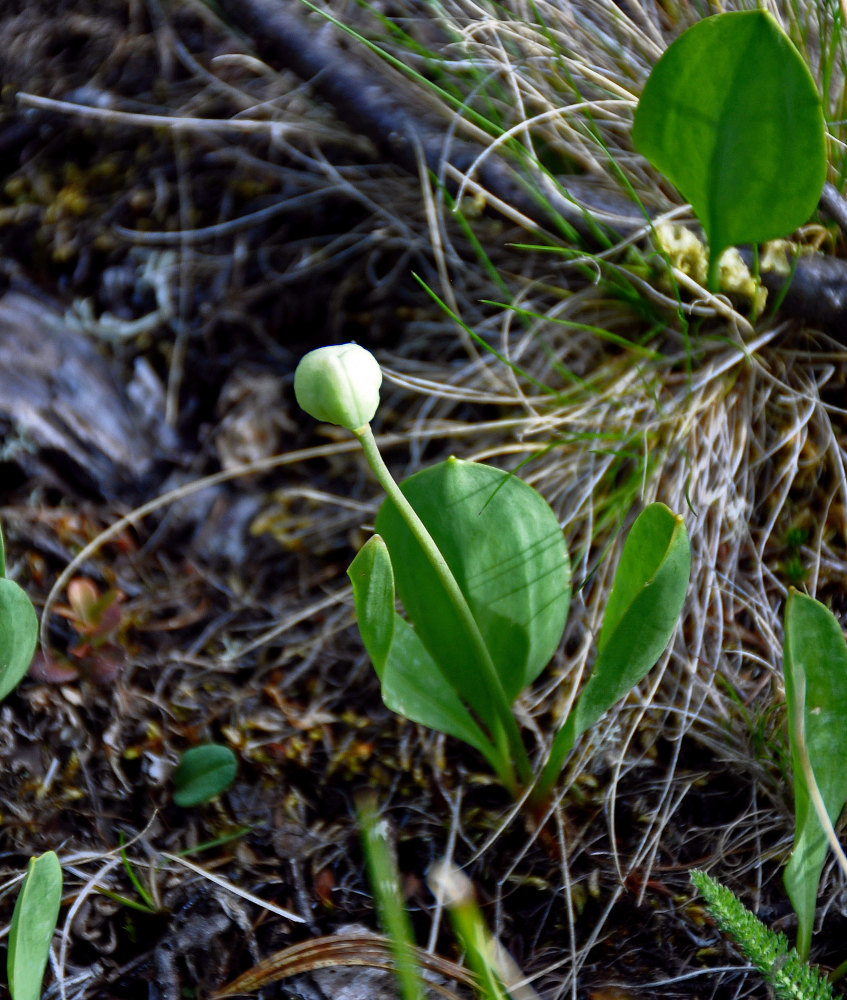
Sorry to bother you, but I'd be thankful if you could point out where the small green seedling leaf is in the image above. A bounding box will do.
[8,851,62,1000]
[783,591,847,960]
[173,744,238,807]
[537,504,689,799]
[0,523,38,703]
[348,537,502,775]
[632,10,826,289]
[375,458,570,719]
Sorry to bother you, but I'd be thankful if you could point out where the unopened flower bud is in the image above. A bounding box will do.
[294,343,382,432]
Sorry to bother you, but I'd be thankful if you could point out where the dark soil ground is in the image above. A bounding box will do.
[2,2,847,999]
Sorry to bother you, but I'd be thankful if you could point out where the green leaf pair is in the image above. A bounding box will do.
[0,524,38,702]
[633,10,827,290]
[349,456,690,803]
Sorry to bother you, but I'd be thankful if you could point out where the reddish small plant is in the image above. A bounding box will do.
[30,577,128,684]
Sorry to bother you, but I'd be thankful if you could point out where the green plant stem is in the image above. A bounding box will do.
[354,424,532,791]
[531,714,577,810]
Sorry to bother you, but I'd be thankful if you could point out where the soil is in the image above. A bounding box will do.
[1,1,846,999]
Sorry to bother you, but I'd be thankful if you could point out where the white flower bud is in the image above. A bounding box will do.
[294,343,382,431]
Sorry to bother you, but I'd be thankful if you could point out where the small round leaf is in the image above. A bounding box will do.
[173,744,238,807]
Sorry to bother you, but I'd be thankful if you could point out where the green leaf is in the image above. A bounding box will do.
[383,616,500,766]
[374,458,570,720]
[173,744,238,807]
[348,536,395,677]
[574,503,690,737]
[783,591,847,960]
[632,10,826,288]
[348,536,500,771]
[536,504,689,799]
[0,522,6,578]
[0,578,39,703]
[8,851,62,1000]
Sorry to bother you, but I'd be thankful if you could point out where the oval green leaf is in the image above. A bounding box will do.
[348,536,396,678]
[575,503,690,737]
[783,590,847,959]
[536,504,689,801]
[0,578,39,703]
[8,851,62,1000]
[632,10,826,287]
[173,744,238,807]
[374,458,570,716]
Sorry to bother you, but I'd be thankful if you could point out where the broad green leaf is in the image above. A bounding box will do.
[536,504,689,798]
[173,744,238,807]
[382,615,500,769]
[348,536,500,771]
[375,458,570,722]
[783,591,847,960]
[8,851,62,1000]
[632,10,826,288]
[0,578,39,703]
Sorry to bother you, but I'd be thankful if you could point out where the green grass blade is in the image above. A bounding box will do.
[357,791,425,1000]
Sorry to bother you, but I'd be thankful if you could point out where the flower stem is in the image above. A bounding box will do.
[354,424,532,792]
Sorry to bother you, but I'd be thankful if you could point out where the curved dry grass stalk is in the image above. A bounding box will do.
[211,931,477,999]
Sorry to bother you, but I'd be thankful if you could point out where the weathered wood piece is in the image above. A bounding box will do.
[0,290,179,499]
